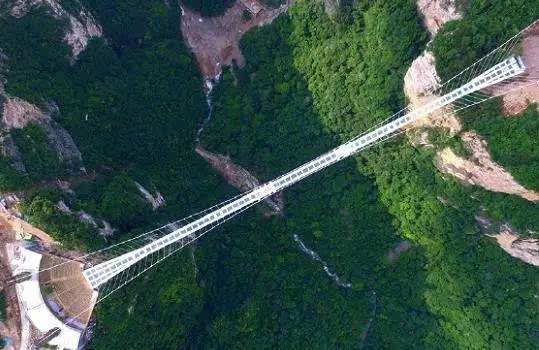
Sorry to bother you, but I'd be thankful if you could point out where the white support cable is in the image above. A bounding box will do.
[432,19,537,97]
[94,196,265,302]
[37,187,257,275]
[82,56,525,290]
[58,69,538,330]
[24,22,534,329]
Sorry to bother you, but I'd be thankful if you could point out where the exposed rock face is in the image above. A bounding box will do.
[240,0,263,14]
[476,215,539,266]
[134,182,165,210]
[0,96,45,171]
[1,96,83,165]
[7,0,102,58]
[490,24,539,116]
[436,132,539,202]
[493,229,539,267]
[1,96,49,129]
[404,51,461,135]
[324,0,353,21]
[62,6,102,58]
[416,0,462,36]
[404,51,440,96]
[180,0,290,80]
[324,0,340,19]
[195,145,283,215]
[404,1,463,133]
[56,200,116,236]
[40,119,82,164]
[0,134,26,173]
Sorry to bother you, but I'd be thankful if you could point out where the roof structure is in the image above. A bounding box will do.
[6,244,96,350]
[39,253,96,326]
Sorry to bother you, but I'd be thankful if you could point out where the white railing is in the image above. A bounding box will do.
[83,56,525,289]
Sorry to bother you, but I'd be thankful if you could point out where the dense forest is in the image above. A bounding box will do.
[198,1,538,348]
[0,0,227,249]
[0,0,537,349]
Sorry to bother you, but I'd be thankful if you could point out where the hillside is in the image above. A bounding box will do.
[0,0,538,349]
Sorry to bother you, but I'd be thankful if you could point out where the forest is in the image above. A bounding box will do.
[198,1,538,348]
[0,0,537,349]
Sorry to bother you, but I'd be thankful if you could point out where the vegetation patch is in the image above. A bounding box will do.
[11,123,63,181]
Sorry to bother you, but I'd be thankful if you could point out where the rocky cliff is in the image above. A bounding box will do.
[416,0,462,36]
[0,93,83,166]
[436,132,539,202]
[180,0,290,80]
[7,0,102,58]
[196,146,283,215]
[404,0,539,265]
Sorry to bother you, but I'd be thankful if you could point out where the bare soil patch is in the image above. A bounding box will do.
[497,24,539,116]
[0,226,22,350]
[416,0,462,37]
[180,0,291,80]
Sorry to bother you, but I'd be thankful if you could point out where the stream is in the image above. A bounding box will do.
[195,74,221,143]
[292,234,379,347]
[293,234,352,288]
[359,289,378,349]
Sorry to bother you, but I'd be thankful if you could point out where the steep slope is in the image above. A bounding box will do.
[198,1,539,348]
[180,0,291,80]
[403,1,539,267]
[7,0,102,58]
[436,131,539,202]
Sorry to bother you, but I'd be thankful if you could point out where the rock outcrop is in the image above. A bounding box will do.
[404,51,461,135]
[134,182,165,210]
[416,0,462,36]
[0,134,26,173]
[1,96,49,129]
[40,119,83,164]
[489,24,539,116]
[476,215,539,266]
[7,0,102,58]
[404,1,464,134]
[386,240,413,262]
[324,0,339,18]
[196,146,283,215]
[492,229,539,267]
[436,132,539,202]
[56,200,116,237]
[0,96,83,165]
[180,0,290,80]
[324,0,343,20]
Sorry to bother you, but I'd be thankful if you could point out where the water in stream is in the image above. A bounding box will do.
[195,73,221,143]
[293,234,352,288]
